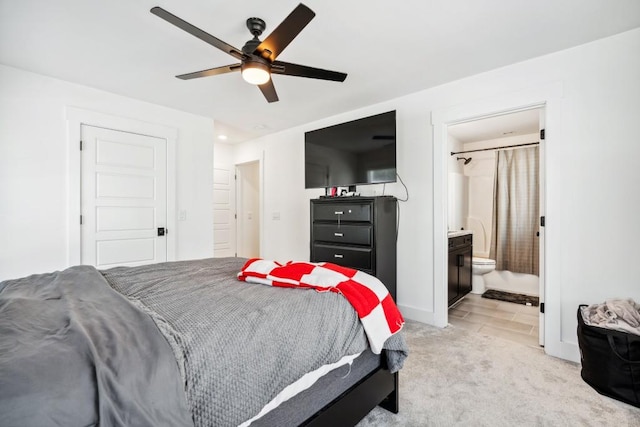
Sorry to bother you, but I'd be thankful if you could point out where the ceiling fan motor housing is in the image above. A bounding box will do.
[242,38,262,55]
[246,17,266,37]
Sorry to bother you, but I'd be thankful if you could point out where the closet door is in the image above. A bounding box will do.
[81,125,167,268]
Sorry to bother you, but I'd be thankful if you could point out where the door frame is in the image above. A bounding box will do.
[431,82,563,357]
[66,107,177,266]
[445,106,545,343]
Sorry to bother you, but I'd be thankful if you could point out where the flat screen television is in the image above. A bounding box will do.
[304,110,396,189]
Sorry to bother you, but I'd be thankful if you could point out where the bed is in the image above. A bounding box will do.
[0,257,408,426]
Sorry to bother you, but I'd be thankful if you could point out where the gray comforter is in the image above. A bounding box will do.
[102,257,407,426]
[0,265,193,427]
[0,257,408,427]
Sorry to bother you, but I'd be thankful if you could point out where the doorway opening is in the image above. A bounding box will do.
[445,107,545,348]
[235,161,261,258]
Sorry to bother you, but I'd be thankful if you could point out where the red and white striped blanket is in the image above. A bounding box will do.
[237,258,404,354]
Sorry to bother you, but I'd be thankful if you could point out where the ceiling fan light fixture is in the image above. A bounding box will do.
[241,61,271,85]
[151,4,347,102]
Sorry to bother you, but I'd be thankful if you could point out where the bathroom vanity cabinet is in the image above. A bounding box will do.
[310,196,397,300]
[448,233,472,307]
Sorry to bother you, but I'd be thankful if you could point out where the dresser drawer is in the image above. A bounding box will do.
[312,224,372,245]
[311,243,372,271]
[312,203,371,222]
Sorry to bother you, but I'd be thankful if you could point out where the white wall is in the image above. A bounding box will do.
[447,134,467,231]
[231,28,640,362]
[0,64,215,280]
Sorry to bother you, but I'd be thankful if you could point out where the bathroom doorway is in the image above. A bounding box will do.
[446,107,545,348]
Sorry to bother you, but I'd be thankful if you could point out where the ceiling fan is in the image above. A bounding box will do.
[150,3,347,103]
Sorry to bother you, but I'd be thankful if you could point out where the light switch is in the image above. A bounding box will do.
[272,212,281,220]
[179,210,187,221]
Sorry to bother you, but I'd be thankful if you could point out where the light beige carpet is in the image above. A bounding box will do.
[357,320,640,426]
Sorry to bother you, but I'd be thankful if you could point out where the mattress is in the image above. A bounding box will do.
[250,349,382,426]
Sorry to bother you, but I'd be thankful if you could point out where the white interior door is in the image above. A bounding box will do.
[213,164,235,257]
[236,161,260,258]
[81,125,167,268]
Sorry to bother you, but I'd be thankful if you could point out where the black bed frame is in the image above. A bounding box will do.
[303,353,399,426]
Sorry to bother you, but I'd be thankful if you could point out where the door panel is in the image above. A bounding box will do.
[97,206,155,231]
[96,173,155,198]
[81,125,167,268]
[96,238,156,265]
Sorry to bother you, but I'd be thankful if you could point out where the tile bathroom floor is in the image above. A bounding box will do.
[448,293,541,349]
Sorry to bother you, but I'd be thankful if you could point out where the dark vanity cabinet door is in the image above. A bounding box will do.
[458,247,472,296]
[448,251,460,306]
[448,234,473,307]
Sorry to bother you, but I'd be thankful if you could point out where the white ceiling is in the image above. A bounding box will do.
[448,109,541,143]
[1,0,639,143]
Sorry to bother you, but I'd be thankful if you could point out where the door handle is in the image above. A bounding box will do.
[158,227,166,236]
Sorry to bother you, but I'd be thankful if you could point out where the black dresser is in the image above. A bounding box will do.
[310,196,397,299]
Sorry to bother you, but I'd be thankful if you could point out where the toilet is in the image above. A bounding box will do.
[467,217,496,294]
[471,257,496,294]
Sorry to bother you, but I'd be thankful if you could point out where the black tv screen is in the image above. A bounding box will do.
[304,111,396,189]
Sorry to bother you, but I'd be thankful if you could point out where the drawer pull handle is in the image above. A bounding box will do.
[334,211,344,215]
[334,254,344,259]
[334,232,344,237]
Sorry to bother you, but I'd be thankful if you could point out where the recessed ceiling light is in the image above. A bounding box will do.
[217,135,228,140]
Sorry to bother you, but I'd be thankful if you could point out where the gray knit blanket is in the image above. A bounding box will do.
[102,257,408,427]
[0,266,193,427]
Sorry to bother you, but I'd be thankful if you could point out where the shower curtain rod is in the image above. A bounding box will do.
[450,141,539,156]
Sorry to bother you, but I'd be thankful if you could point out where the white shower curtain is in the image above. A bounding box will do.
[489,147,539,275]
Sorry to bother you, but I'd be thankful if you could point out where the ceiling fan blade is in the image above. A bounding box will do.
[253,3,315,61]
[258,80,279,103]
[272,61,347,82]
[151,7,244,60]
[176,64,241,80]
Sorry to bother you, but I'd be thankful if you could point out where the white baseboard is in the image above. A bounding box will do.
[397,304,447,328]
[545,340,581,364]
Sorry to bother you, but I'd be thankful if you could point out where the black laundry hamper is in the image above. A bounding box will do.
[577,304,640,408]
